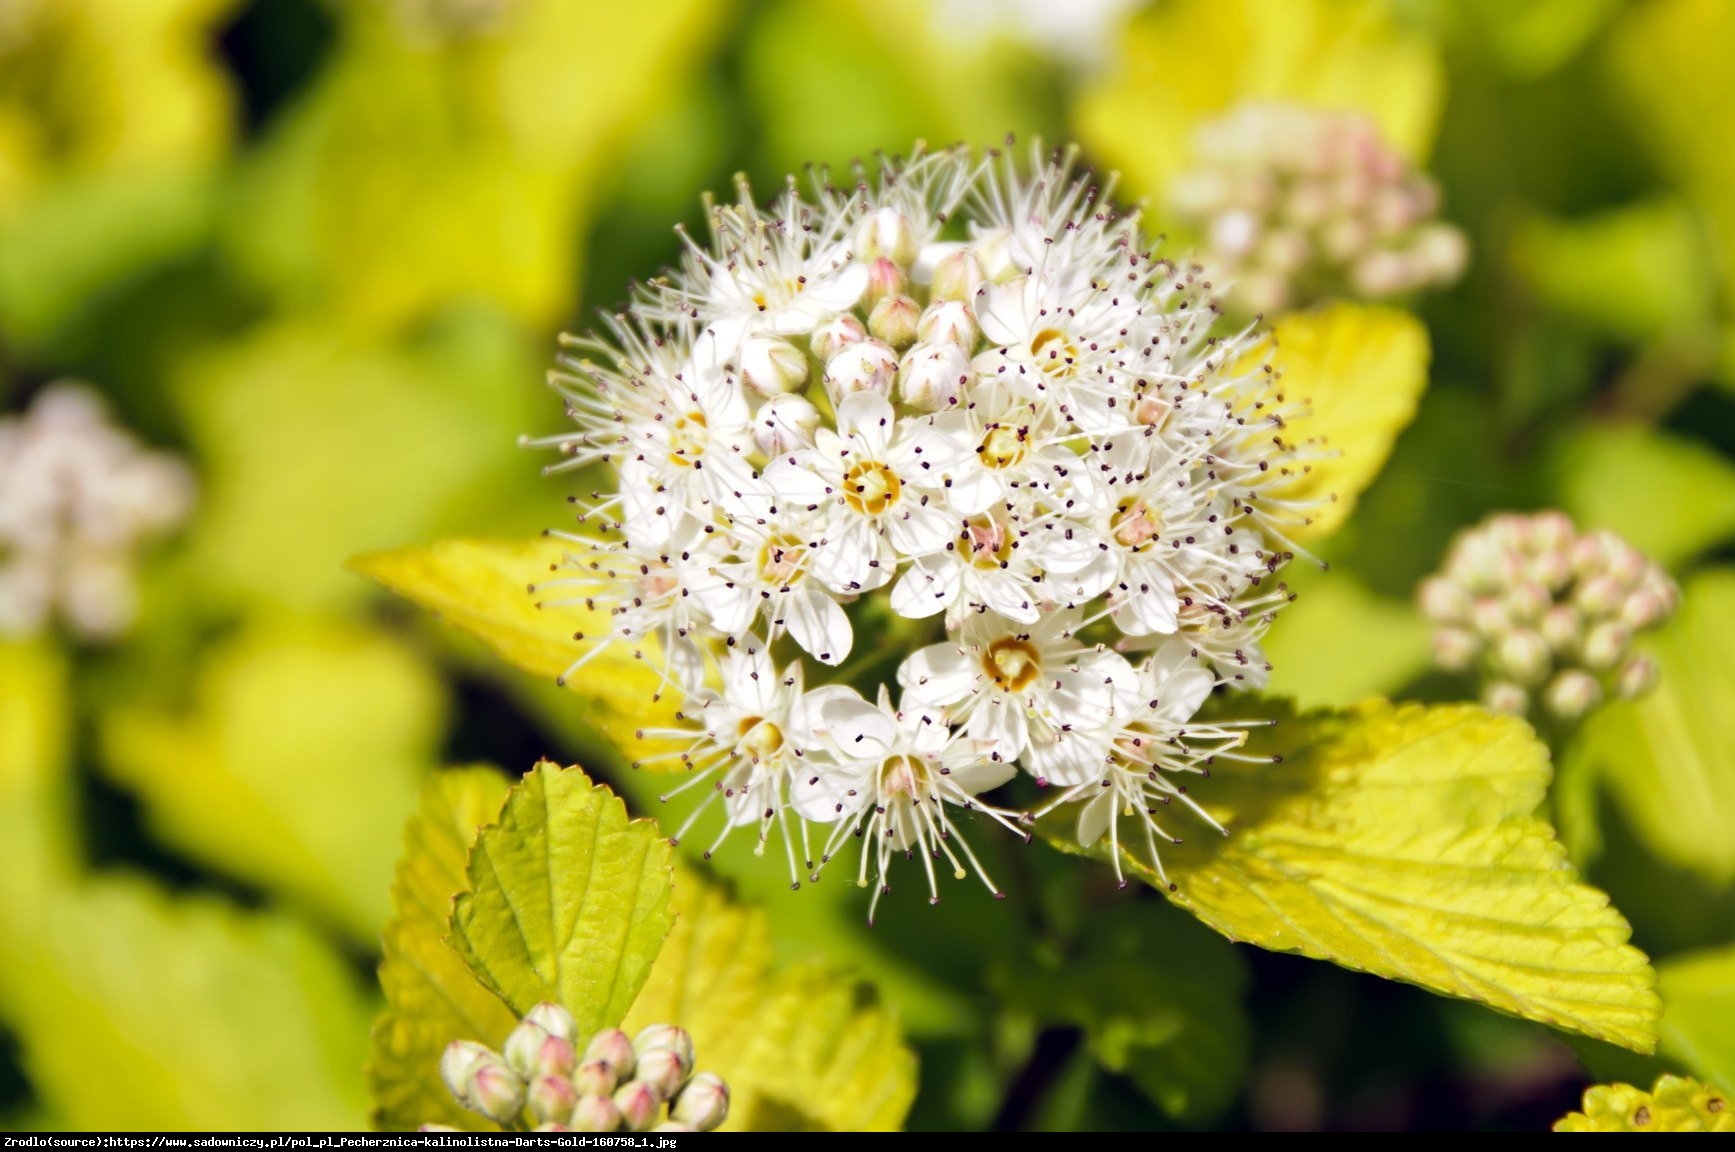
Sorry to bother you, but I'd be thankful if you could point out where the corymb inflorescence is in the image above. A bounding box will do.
[528,141,1315,920]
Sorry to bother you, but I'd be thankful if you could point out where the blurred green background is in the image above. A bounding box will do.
[1,0,1732,1132]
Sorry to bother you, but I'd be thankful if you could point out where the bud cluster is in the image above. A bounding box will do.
[431,1003,728,1133]
[0,382,195,641]
[1419,511,1678,722]
[1168,103,1468,315]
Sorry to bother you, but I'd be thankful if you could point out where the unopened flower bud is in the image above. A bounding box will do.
[633,1024,696,1069]
[504,1019,552,1078]
[1507,581,1550,623]
[613,1081,662,1131]
[1418,576,1470,623]
[524,1002,578,1043]
[868,294,921,348]
[1581,621,1628,671]
[916,300,978,349]
[1412,223,1468,283]
[528,1073,579,1126]
[1620,589,1667,630]
[1576,574,1624,617]
[671,1072,730,1131]
[810,313,866,361]
[899,342,971,410]
[1484,681,1528,715]
[971,227,1020,283]
[1544,670,1602,721]
[739,337,809,398]
[440,1041,491,1101]
[823,339,898,403]
[573,1057,619,1097]
[1470,597,1508,638]
[584,1029,637,1080]
[634,1046,689,1101]
[1432,627,1480,672]
[1497,629,1551,685]
[1540,605,1581,653]
[931,249,987,303]
[1615,654,1657,698]
[752,393,821,457]
[469,1061,526,1124]
[856,208,918,267]
[570,1094,623,1133]
[863,257,906,306]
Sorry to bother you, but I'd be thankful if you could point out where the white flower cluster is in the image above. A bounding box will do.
[0,382,194,641]
[1420,510,1677,721]
[534,144,1309,920]
[1169,103,1468,316]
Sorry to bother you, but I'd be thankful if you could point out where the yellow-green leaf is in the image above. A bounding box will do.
[1555,1074,1733,1132]
[1262,565,1434,708]
[624,865,919,1131]
[1265,303,1431,543]
[369,768,516,1132]
[99,619,441,940]
[0,641,75,922]
[1562,571,1735,885]
[1556,426,1735,571]
[353,537,686,767]
[1076,0,1443,206]
[452,761,675,1033]
[5,879,372,1130]
[1657,946,1735,1092]
[1046,700,1659,1051]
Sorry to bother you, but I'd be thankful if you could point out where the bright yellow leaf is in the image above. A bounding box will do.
[1262,565,1434,707]
[1657,946,1735,1093]
[369,768,516,1132]
[353,537,688,767]
[100,618,443,940]
[452,762,675,1034]
[1263,303,1431,543]
[1555,1074,1733,1132]
[624,865,919,1132]
[0,640,75,997]
[1076,0,1443,206]
[1047,700,1659,1051]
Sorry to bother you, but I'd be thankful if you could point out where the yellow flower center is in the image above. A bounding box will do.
[1029,327,1078,376]
[736,717,785,763]
[843,460,902,515]
[757,534,807,586]
[877,754,930,798]
[668,412,708,467]
[1112,498,1162,548]
[977,423,1030,471]
[982,635,1042,693]
[963,517,1014,570]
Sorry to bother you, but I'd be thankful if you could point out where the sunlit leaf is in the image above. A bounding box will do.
[1556,427,1735,571]
[0,640,75,992]
[1561,571,1735,886]
[1265,304,1432,543]
[353,537,687,767]
[1555,1074,1733,1132]
[100,619,443,940]
[1076,0,1443,206]
[1657,946,1735,1093]
[5,879,372,1130]
[1045,700,1659,1051]
[452,761,675,1034]
[369,768,516,1132]
[992,902,1248,1125]
[624,865,919,1132]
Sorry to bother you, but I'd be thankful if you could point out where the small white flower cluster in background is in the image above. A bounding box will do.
[0,382,195,641]
[531,142,1312,920]
[432,1004,728,1133]
[1420,511,1678,722]
[1169,103,1468,316]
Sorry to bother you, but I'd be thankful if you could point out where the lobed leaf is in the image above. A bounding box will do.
[353,537,688,767]
[1555,1074,1733,1132]
[368,768,516,1132]
[451,761,675,1034]
[1044,699,1659,1051]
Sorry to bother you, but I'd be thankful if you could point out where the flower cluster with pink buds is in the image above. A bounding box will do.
[1419,511,1678,722]
[430,1003,728,1133]
[1168,103,1468,316]
[0,382,195,641]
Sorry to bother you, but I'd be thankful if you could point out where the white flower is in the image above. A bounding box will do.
[793,685,1021,924]
[765,392,965,593]
[899,609,1131,764]
[1028,638,1246,886]
[693,513,854,665]
[0,382,194,640]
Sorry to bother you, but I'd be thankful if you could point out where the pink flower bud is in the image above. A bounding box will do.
[440,1041,491,1102]
[1497,629,1551,685]
[1615,655,1658,698]
[503,1019,552,1078]
[470,1062,526,1124]
[916,300,978,350]
[739,336,809,398]
[823,339,898,403]
[1417,576,1469,623]
[1581,621,1629,671]
[573,1057,619,1098]
[584,1029,637,1080]
[613,1081,662,1131]
[868,294,922,348]
[570,1094,623,1133]
[1544,670,1601,721]
[633,1024,696,1069]
[931,249,987,303]
[899,342,971,411]
[1483,681,1528,715]
[524,1002,577,1043]
[863,257,907,306]
[528,1073,578,1126]
[810,313,867,362]
[856,208,918,267]
[1432,627,1480,673]
[671,1072,730,1131]
[634,1047,689,1101]
[1540,605,1581,654]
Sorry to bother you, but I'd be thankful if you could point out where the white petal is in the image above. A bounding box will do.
[898,642,977,707]
[887,500,958,558]
[1076,790,1114,848]
[820,692,899,761]
[786,589,853,666]
[835,391,895,454]
[890,556,954,619]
